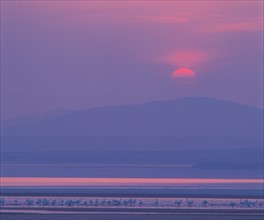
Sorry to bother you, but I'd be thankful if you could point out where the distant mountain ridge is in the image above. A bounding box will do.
[1,109,72,127]
[2,97,263,138]
[2,97,263,176]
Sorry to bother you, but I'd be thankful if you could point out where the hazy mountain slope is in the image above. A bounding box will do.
[1,97,263,177]
[2,97,263,137]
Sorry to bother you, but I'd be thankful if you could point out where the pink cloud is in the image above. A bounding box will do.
[158,50,210,67]
[143,15,189,23]
[204,19,263,32]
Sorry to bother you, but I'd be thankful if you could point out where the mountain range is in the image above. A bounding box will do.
[1,97,263,177]
[2,97,263,138]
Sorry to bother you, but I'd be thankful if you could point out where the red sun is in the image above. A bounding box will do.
[171,68,196,78]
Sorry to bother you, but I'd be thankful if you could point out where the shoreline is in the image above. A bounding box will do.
[2,188,263,199]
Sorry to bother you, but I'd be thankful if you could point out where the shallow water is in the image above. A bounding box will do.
[1,177,263,188]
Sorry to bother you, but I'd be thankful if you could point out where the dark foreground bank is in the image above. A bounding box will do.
[1,210,264,220]
[2,188,264,199]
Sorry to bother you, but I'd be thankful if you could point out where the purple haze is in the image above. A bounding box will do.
[1,1,263,119]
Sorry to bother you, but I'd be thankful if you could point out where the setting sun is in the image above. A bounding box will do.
[171,68,196,78]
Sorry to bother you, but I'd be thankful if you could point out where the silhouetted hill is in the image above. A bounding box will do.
[1,109,71,127]
[2,97,263,177]
[2,97,263,138]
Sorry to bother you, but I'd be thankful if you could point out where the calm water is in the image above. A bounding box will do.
[2,164,263,179]
[1,177,263,189]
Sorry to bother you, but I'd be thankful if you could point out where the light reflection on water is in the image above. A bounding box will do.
[1,177,263,188]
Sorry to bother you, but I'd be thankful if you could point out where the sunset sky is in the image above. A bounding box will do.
[1,1,263,119]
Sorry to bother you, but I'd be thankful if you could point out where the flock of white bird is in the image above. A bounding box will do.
[1,197,263,209]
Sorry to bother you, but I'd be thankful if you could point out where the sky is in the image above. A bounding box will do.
[1,1,263,119]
